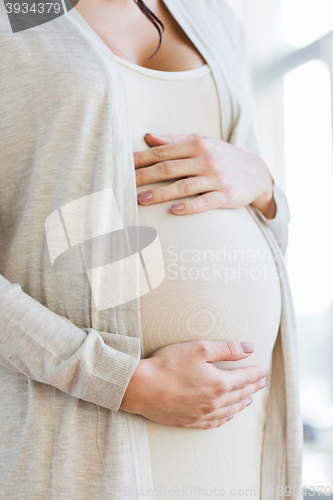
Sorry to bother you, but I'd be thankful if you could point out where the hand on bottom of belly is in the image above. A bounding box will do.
[120,340,268,429]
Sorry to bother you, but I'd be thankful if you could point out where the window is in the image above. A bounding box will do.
[281,0,333,47]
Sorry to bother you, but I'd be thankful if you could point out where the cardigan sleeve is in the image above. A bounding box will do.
[234,16,291,255]
[0,274,141,412]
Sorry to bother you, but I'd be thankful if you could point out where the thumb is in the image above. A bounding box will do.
[198,340,255,363]
[144,132,196,146]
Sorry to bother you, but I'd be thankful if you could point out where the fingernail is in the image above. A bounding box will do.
[146,133,160,138]
[171,203,185,212]
[137,191,153,204]
[226,415,234,421]
[246,398,253,407]
[260,379,267,389]
[240,342,255,353]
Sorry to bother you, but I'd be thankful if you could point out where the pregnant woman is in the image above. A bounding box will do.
[0,0,302,499]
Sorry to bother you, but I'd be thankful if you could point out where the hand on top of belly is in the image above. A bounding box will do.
[134,133,277,219]
[119,340,268,430]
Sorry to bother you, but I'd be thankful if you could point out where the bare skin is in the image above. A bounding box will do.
[74,0,206,70]
[135,133,276,218]
[75,0,272,429]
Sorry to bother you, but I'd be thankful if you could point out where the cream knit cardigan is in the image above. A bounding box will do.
[0,1,302,498]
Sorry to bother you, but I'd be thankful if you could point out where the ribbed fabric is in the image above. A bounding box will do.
[83,335,141,411]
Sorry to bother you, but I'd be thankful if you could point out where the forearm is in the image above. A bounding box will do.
[0,274,141,411]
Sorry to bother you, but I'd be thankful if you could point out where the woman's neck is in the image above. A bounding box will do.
[74,0,207,71]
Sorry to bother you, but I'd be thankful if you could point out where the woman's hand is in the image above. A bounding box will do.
[134,133,277,219]
[120,339,267,429]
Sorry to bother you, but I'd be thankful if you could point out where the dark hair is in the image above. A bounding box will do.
[133,0,164,57]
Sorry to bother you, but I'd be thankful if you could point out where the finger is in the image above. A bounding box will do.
[170,191,231,215]
[208,395,254,423]
[144,132,200,147]
[209,377,267,417]
[137,176,213,205]
[194,340,256,363]
[185,416,233,430]
[135,158,203,187]
[186,373,267,421]
[134,141,196,169]
[186,395,254,429]
[216,366,268,394]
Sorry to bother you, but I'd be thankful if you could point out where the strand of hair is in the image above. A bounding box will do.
[133,0,165,58]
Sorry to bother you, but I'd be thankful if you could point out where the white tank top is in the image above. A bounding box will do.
[116,55,281,499]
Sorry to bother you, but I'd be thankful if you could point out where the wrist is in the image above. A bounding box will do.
[251,189,277,219]
[119,358,154,414]
[251,166,277,219]
[244,151,277,219]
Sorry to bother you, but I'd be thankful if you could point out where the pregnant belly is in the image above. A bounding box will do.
[138,184,281,371]
[137,185,281,496]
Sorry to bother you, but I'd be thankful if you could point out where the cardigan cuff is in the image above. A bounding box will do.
[83,332,141,412]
